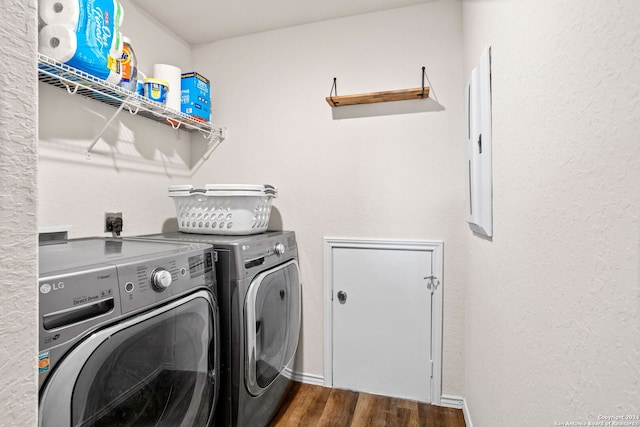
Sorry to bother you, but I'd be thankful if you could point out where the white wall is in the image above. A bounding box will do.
[38,0,197,238]
[0,1,39,425]
[462,0,640,424]
[192,0,467,396]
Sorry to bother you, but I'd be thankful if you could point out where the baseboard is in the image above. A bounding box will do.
[439,394,464,409]
[284,369,325,386]
[440,395,473,427]
[462,398,473,427]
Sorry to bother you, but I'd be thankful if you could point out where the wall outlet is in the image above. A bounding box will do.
[105,212,123,235]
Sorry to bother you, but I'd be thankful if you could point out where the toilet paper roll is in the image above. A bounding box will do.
[153,64,182,111]
[39,0,80,29]
[38,25,77,63]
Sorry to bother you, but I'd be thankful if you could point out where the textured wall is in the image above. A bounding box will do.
[0,0,39,425]
[462,0,640,424]
[192,1,468,397]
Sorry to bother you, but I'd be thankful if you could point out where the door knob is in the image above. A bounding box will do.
[337,290,347,304]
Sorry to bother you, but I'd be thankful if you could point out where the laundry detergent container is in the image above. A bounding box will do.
[169,184,277,235]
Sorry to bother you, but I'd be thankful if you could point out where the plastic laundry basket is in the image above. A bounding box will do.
[168,184,277,235]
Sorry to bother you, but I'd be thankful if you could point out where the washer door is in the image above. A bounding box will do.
[245,259,301,396]
[39,290,219,427]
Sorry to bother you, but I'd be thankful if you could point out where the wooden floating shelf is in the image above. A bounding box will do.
[326,87,430,107]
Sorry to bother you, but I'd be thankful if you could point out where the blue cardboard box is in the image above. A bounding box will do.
[181,72,211,122]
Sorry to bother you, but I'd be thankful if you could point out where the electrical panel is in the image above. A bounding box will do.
[465,46,493,238]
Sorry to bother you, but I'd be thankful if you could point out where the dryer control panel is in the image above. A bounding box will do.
[240,233,298,277]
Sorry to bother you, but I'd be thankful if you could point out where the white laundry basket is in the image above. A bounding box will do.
[169,184,277,235]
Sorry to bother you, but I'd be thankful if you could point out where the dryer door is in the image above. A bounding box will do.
[245,259,301,396]
[39,290,219,427]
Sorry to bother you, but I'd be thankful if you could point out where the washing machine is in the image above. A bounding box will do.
[38,237,219,427]
[136,231,301,427]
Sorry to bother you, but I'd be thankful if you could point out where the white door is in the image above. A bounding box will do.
[328,241,439,403]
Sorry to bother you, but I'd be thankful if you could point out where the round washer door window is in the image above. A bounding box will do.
[245,260,301,396]
[39,291,219,427]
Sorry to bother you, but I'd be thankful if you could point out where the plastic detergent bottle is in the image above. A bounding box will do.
[118,37,138,92]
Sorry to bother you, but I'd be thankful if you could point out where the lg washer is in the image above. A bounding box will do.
[38,237,219,426]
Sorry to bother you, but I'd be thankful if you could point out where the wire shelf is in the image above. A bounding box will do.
[37,53,221,140]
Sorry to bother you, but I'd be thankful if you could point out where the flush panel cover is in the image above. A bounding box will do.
[465,46,493,237]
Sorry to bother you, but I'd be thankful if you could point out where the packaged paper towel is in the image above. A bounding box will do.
[153,64,181,111]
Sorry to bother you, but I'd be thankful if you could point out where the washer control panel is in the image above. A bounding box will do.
[117,249,215,315]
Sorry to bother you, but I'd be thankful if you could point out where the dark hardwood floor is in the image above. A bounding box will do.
[269,382,466,427]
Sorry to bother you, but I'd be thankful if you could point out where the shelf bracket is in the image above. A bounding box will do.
[125,103,140,116]
[329,77,338,107]
[85,97,131,159]
[203,130,225,160]
[198,125,224,144]
[421,66,438,102]
[64,82,79,95]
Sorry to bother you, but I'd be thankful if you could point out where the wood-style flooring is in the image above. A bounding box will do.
[269,382,466,427]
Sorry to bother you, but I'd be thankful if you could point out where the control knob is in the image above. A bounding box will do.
[150,268,172,291]
[274,243,285,256]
